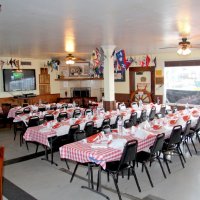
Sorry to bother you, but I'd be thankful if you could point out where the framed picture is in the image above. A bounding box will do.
[69,62,90,77]
[114,71,125,82]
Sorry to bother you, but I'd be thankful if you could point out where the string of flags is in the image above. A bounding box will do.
[90,47,157,76]
[114,49,135,72]
[0,58,20,69]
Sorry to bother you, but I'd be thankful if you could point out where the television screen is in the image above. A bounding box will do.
[3,69,36,92]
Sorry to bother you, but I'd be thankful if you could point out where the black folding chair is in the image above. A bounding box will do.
[162,125,185,173]
[70,130,96,186]
[73,109,82,118]
[44,114,54,121]
[57,112,68,122]
[149,106,156,121]
[101,140,141,200]
[124,119,132,129]
[136,133,166,187]
[84,121,94,137]
[130,112,137,126]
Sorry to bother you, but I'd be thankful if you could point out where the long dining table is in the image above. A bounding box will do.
[58,107,200,199]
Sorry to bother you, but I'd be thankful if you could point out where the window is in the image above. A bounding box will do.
[165,65,200,105]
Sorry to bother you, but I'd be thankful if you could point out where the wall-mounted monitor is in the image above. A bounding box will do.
[3,69,36,92]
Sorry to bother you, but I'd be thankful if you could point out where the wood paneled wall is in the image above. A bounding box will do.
[0,94,60,106]
[115,93,131,106]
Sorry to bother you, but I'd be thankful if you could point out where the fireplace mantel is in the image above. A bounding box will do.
[55,77,103,81]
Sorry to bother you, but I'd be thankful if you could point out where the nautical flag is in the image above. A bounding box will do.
[140,60,145,67]
[146,55,151,67]
[125,57,134,70]
[116,50,126,68]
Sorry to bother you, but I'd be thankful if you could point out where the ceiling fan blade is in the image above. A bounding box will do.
[159,47,176,49]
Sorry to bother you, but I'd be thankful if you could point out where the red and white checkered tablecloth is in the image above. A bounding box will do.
[59,131,158,170]
[23,125,56,147]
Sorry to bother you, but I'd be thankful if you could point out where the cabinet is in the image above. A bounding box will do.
[39,68,50,94]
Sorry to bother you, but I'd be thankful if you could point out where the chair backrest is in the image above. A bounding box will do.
[28,116,40,127]
[118,140,138,170]
[130,112,137,126]
[131,102,138,109]
[112,115,121,129]
[15,110,23,116]
[182,120,191,138]
[119,103,126,110]
[101,118,110,128]
[44,114,54,121]
[38,107,46,112]
[139,109,147,123]
[0,146,4,200]
[173,106,178,113]
[68,124,80,143]
[73,130,86,142]
[150,133,165,154]
[84,121,94,137]
[160,105,166,117]
[23,107,31,114]
[124,119,132,128]
[85,109,93,116]
[194,116,200,131]
[73,109,81,118]
[102,124,111,134]
[168,125,182,146]
[61,104,68,109]
[57,112,68,122]
[149,106,156,121]
[50,105,57,110]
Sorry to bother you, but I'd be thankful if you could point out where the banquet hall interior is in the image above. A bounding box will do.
[1,1,200,200]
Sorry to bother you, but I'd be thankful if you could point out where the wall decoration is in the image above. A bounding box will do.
[156,69,162,77]
[140,77,146,82]
[156,77,164,84]
[114,70,125,82]
[69,62,90,77]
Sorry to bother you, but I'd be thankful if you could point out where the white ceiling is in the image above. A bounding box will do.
[1,0,200,60]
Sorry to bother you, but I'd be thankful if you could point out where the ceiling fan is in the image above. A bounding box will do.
[160,37,200,55]
[65,53,86,64]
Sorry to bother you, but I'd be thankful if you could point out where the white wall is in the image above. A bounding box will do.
[0,57,60,97]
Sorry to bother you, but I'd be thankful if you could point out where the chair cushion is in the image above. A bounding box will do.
[105,161,129,172]
[136,151,151,163]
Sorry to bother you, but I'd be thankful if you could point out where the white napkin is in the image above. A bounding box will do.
[55,125,70,136]
[91,142,108,148]
[40,127,52,133]
[122,127,129,135]
[109,138,127,150]
[143,120,151,130]
[135,128,150,139]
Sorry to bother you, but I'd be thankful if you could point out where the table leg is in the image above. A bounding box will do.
[41,146,58,166]
[81,164,109,200]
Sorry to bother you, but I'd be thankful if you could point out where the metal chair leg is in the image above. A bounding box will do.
[143,163,154,187]
[112,174,122,200]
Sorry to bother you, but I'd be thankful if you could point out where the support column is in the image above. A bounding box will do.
[101,45,116,111]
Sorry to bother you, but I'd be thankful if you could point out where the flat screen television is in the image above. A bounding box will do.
[3,69,36,92]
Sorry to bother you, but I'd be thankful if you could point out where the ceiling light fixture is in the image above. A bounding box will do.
[66,59,75,65]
